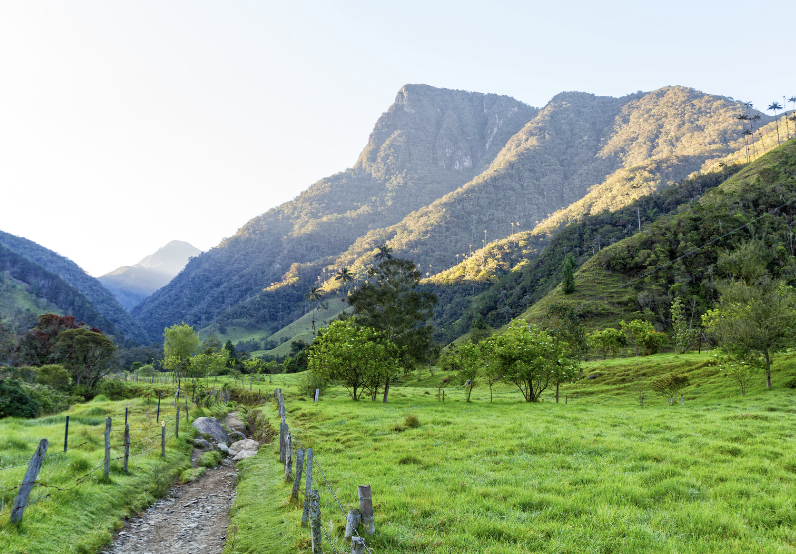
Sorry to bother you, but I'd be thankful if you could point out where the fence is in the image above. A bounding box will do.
[0,406,181,523]
[272,388,374,554]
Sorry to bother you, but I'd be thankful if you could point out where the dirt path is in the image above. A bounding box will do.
[100,415,243,554]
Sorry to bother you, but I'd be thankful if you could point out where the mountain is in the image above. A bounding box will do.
[0,230,149,344]
[132,84,763,343]
[98,240,200,311]
[525,138,796,329]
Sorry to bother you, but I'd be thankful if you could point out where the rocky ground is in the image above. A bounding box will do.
[100,413,256,554]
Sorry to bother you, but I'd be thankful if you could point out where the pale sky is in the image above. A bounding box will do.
[0,1,791,276]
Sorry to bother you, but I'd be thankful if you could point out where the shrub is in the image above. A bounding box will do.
[404,413,420,428]
[299,372,327,397]
[97,380,136,401]
[0,378,41,418]
[24,383,70,415]
[36,365,70,390]
[199,451,222,468]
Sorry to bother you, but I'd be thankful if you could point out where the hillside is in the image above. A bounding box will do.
[524,138,796,330]
[133,84,761,342]
[99,240,200,310]
[0,230,149,344]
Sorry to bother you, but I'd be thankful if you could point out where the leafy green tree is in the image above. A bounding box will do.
[346,258,437,401]
[561,253,576,294]
[491,322,578,402]
[223,339,237,365]
[620,320,661,356]
[713,350,758,396]
[703,279,796,389]
[587,328,626,359]
[651,373,689,405]
[443,343,481,401]
[308,320,399,401]
[670,298,699,354]
[201,334,223,354]
[0,378,40,418]
[189,351,229,380]
[163,323,200,377]
[35,364,70,390]
[469,314,492,344]
[54,328,116,389]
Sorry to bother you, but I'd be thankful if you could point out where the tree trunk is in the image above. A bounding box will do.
[382,377,390,403]
[555,382,559,403]
[766,352,771,389]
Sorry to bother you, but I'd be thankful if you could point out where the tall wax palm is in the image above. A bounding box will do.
[768,101,783,145]
[304,286,324,343]
[738,114,750,162]
[334,267,354,299]
[374,243,394,262]
[751,114,762,156]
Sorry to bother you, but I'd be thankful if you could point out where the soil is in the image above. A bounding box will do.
[100,413,245,554]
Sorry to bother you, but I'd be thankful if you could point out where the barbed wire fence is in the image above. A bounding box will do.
[272,388,375,554]
[0,405,183,523]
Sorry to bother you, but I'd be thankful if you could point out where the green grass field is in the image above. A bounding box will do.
[0,395,226,554]
[228,351,796,553]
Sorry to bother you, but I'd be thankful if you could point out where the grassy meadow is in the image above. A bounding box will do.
[0,394,226,554]
[229,352,796,553]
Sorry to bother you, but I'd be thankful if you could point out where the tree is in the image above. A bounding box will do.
[163,323,200,377]
[304,286,324,343]
[491,322,578,402]
[35,364,70,390]
[374,243,394,262]
[587,328,626,359]
[443,343,481,401]
[346,258,437,402]
[308,320,399,401]
[561,253,575,294]
[670,297,699,354]
[651,373,689,405]
[768,101,783,145]
[55,328,116,389]
[335,267,354,297]
[469,314,492,344]
[713,350,758,397]
[189,351,229,381]
[703,279,796,388]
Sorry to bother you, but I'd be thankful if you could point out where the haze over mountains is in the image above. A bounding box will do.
[131,84,767,343]
[98,241,201,311]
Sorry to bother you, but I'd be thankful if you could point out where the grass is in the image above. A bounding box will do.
[227,350,796,553]
[0,395,228,553]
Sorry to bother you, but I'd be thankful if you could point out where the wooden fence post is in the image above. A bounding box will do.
[279,423,288,463]
[284,433,292,483]
[176,406,180,438]
[125,407,128,427]
[161,421,166,458]
[345,510,361,541]
[258,389,261,404]
[291,448,305,500]
[185,396,189,422]
[314,389,319,403]
[9,439,48,523]
[156,392,161,422]
[123,423,130,473]
[103,417,111,479]
[358,484,374,534]
[301,448,313,527]
[351,536,365,554]
[64,415,69,452]
[310,489,321,553]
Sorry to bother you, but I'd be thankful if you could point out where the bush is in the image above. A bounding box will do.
[24,383,70,415]
[299,372,327,397]
[199,450,222,468]
[36,365,70,390]
[0,378,41,418]
[97,380,136,401]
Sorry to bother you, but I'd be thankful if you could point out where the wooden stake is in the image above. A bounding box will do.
[279,423,288,463]
[161,422,166,458]
[291,448,305,500]
[103,417,111,479]
[123,424,130,473]
[358,484,374,534]
[10,439,48,523]
[310,489,321,553]
[351,536,365,554]
[176,406,180,438]
[284,432,293,483]
[345,510,361,541]
[156,391,161,422]
[64,415,69,452]
[301,448,313,527]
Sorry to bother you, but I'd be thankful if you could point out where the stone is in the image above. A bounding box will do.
[232,449,258,462]
[225,413,247,434]
[217,443,229,455]
[192,417,229,445]
[193,438,212,449]
[229,431,246,442]
[228,439,260,457]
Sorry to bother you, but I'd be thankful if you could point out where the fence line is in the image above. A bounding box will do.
[276,391,375,554]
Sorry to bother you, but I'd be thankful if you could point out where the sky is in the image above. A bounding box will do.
[0,0,791,276]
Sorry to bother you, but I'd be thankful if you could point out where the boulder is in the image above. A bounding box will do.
[232,449,258,462]
[193,438,212,449]
[229,431,246,442]
[217,443,229,456]
[226,413,247,434]
[192,417,229,445]
[229,439,260,457]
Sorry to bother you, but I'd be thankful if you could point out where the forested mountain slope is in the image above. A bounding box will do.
[133,85,538,337]
[0,230,149,344]
[525,138,796,330]
[133,84,758,342]
[0,243,118,336]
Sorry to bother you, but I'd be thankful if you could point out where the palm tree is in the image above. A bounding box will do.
[751,114,762,156]
[304,286,323,343]
[374,243,394,262]
[742,129,753,162]
[334,267,354,299]
[768,101,783,145]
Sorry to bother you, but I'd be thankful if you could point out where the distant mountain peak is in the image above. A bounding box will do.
[136,241,201,275]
